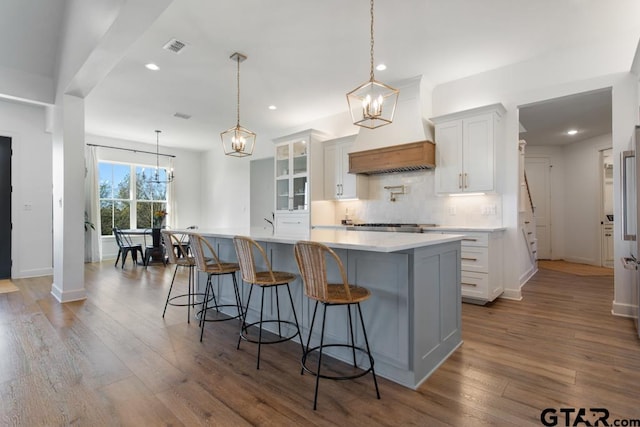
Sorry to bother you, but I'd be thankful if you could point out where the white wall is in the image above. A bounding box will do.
[0,99,53,278]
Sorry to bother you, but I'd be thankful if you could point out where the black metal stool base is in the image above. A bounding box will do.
[237,282,304,370]
[301,343,375,380]
[239,319,301,345]
[199,272,243,342]
[303,301,380,410]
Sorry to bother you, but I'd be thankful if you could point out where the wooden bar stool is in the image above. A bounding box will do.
[161,230,208,324]
[232,236,304,370]
[188,232,243,342]
[294,240,380,410]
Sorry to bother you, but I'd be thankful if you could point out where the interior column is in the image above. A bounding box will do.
[51,94,86,302]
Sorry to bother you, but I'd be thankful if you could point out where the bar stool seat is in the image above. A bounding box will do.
[187,232,243,342]
[233,235,304,370]
[294,240,380,410]
[161,230,211,324]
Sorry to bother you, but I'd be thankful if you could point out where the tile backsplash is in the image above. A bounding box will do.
[323,170,503,227]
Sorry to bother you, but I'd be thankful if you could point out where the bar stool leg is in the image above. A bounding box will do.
[275,287,282,337]
[238,284,255,350]
[162,265,179,318]
[302,300,319,375]
[357,302,380,399]
[257,286,266,370]
[313,303,328,410]
[285,283,305,354]
[187,265,192,324]
[347,304,357,367]
[200,277,214,342]
[231,273,243,320]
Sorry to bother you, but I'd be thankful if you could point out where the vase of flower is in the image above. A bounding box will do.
[153,210,167,229]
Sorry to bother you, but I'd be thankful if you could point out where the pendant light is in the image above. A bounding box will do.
[151,130,174,183]
[346,0,399,129]
[221,52,256,157]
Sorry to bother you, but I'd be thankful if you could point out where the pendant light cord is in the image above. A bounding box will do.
[155,130,161,171]
[236,55,241,127]
[369,0,375,82]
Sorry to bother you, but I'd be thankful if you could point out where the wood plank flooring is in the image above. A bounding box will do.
[0,262,638,426]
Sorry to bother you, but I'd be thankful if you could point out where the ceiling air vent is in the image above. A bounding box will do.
[163,38,187,54]
[173,112,191,120]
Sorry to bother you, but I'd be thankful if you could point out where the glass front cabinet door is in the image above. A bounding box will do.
[275,138,309,212]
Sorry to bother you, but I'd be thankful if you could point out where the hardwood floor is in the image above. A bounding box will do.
[0,262,638,426]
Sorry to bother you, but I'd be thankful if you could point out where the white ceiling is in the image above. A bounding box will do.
[519,88,613,146]
[2,0,640,151]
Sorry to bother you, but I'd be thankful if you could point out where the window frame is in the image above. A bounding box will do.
[98,161,170,236]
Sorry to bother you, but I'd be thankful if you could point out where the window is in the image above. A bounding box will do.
[99,162,169,236]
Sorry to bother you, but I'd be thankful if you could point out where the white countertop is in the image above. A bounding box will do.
[191,227,464,253]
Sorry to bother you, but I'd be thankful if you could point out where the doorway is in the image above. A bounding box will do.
[519,88,613,268]
[0,136,11,278]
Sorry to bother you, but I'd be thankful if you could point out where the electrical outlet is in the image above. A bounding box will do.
[481,205,496,215]
[448,206,457,215]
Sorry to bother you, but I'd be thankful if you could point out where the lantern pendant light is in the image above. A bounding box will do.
[221,52,256,157]
[151,130,174,183]
[346,0,399,129]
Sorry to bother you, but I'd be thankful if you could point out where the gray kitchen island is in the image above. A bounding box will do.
[189,227,463,389]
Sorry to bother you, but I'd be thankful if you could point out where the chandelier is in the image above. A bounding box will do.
[151,130,174,183]
[221,52,256,157]
[346,0,399,129]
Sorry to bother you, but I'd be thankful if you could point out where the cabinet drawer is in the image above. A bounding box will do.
[461,271,489,299]
[276,214,309,236]
[461,247,489,273]
[460,232,488,247]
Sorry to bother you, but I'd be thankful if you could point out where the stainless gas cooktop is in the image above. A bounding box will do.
[346,223,436,233]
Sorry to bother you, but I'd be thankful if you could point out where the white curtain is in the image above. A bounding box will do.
[84,145,102,261]
[167,157,177,228]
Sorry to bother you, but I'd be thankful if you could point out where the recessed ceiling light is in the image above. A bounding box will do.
[567,129,578,135]
[376,63,387,71]
[145,63,160,71]
[268,105,277,110]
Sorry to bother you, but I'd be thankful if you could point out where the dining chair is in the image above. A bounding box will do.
[113,228,144,268]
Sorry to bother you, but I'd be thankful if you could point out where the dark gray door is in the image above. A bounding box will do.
[0,136,11,278]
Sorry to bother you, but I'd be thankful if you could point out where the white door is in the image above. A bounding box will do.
[525,157,551,259]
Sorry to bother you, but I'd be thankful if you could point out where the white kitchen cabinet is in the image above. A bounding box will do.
[323,135,368,200]
[431,104,505,194]
[426,229,504,303]
[274,129,328,235]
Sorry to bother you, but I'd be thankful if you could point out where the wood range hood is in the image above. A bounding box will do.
[348,140,436,175]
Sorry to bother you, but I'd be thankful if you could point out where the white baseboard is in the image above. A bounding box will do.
[12,267,53,279]
[519,265,538,287]
[500,288,523,301]
[564,256,598,266]
[611,301,639,318]
[51,283,87,303]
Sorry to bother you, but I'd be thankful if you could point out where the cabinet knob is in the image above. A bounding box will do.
[458,174,462,189]
[464,173,468,189]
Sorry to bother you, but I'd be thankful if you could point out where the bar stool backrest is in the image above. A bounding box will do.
[294,241,352,302]
[161,230,189,264]
[233,236,276,284]
[188,232,223,271]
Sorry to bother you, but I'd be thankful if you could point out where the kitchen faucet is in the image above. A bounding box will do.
[264,212,274,234]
